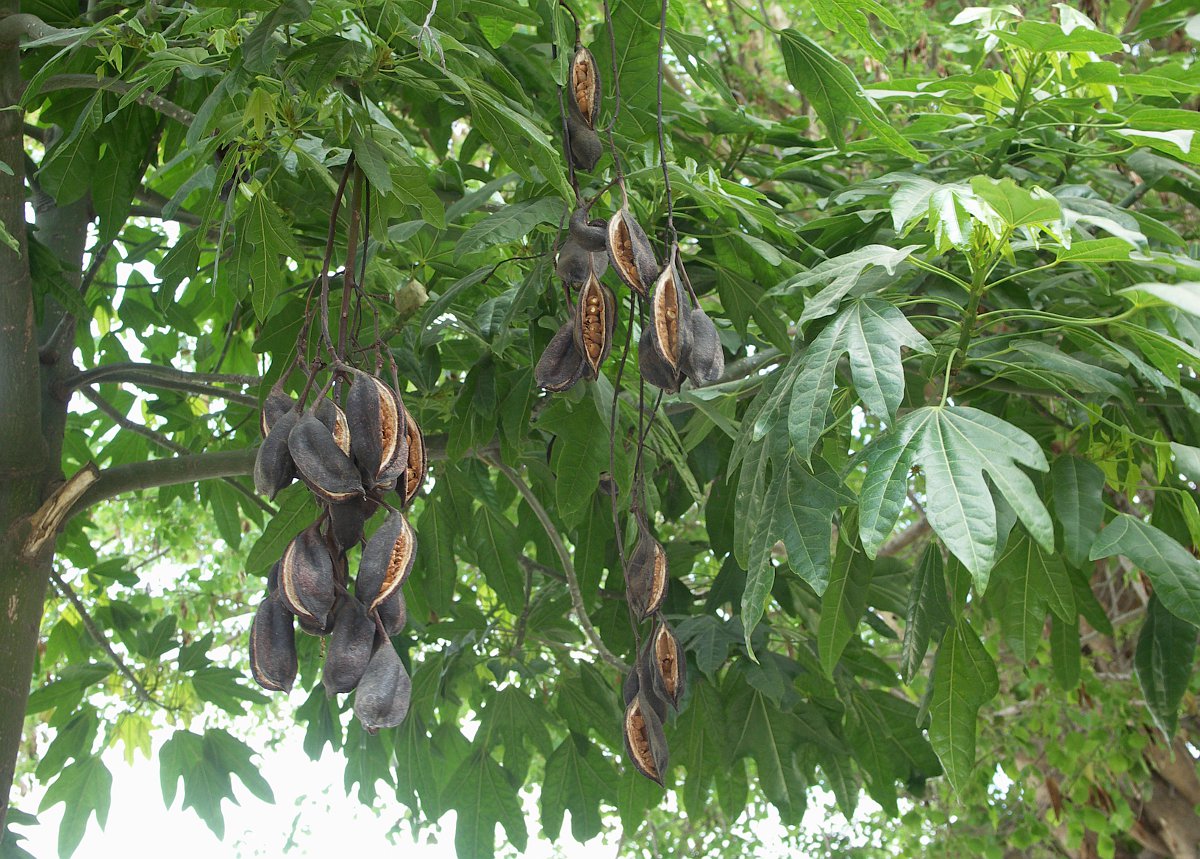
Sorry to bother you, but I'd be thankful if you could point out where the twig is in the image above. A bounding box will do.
[60,362,260,406]
[33,74,195,125]
[484,454,629,673]
[518,555,625,600]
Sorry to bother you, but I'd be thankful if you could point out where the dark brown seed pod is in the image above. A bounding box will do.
[623,651,669,722]
[607,207,657,295]
[312,398,352,457]
[288,413,364,503]
[328,495,379,552]
[357,511,416,617]
[266,559,280,595]
[681,306,724,386]
[297,606,337,637]
[374,589,407,637]
[260,388,295,438]
[322,599,377,695]
[623,691,669,786]
[279,523,336,625]
[567,112,602,172]
[254,408,299,499]
[568,47,601,129]
[346,373,408,488]
[397,406,426,508]
[354,639,412,733]
[569,207,608,252]
[650,621,687,709]
[573,274,616,381]
[249,593,297,693]
[535,319,587,392]
[555,237,593,285]
[626,514,668,621]
[638,325,684,395]
[649,264,692,375]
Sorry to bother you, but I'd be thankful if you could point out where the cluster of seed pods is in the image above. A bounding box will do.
[249,370,427,732]
[535,43,724,785]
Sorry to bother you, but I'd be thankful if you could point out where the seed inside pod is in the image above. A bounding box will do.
[651,621,687,709]
[606,208,657,295]
[649,264,692,374]
[535,319,587,392]
[357,511,417,614]
[626,515,669,621]
[623,693,669,786]
[347,373,406,487]
[573,274,615,380]
[569,47,601,129]
[249,593,297,693]
[398,406,426,508]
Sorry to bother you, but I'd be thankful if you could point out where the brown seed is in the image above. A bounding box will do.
[397,405,426,508]
[535,319,587,392]
[650,621,686,709]
[249,593,297,693]
[357,511,417,617]
[649,264,692,374]
[606,207,657,295]
[568,47,601,129]
[626,514,669,621]
[572,274,615,380]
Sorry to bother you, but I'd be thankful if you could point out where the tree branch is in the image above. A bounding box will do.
[33,74,195,125]
[879,515,931,557]
[0,13,85,48]
[60,362,260,406]
[518,554,625,600]
[485,454,629,673]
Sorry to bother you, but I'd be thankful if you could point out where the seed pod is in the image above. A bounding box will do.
[279,523,336,625]
[357,511,416,617]
[626,515,668,621]
[607,207,657,295]
[266,559,281,595]
[297,605,338,637]
[623,652,668,722]
[254,408,299,499]
[535,319,587,392]
[568,47,601,130]
[354,639,412,732]
[650,621,687,709]
[623,691,669,786]
[260,388,295,438]
[322,599,378,695]
[573,274,615,380]
[681,307,724,386]
[249,593,297,693]
[289,413,364,503]
[346,373,408,488]
[328,495,378,552]
[374,589,407,637]
[312,398,352,457]
[638,325,684,395]
[569,208,608,252]
[567,112,602,172]
[649,264,692,375]
[397,406,427,508]
[555,237,593,285]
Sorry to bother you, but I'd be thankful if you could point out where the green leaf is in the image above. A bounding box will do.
[160,730,272,839]
[243,195,301,321]
[969,177,1062,230]
[540,734,620,843]
[1170,442,1200,482]
[1050,614,1082,690]
[818,540,874,677]
[1090,514,1200,626]
[857,406,1051,586]
[773,244,922,324]
[455,197,564,256]
[39,757,111,857]
[1134,596,1197,737]
[992,537,1049,663]
[446,750,528,859]
[730,688,804,821]
[1054,238,1134,263]
[996,20,1124,53]
[788,298,932,459]
[540,398,610,527]
[469,505,525,612]
[1121,282,1200,318]
[846,688,940,815]
[189,665,269,711]
[810,0,901,59]
[479,686,552,782]
[244,486,315,574]
[778,30,922,160]
[1051,456,1106,569]
[928,620,998,794]
[900,543,952,682]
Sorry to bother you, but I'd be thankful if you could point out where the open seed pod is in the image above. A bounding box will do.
[397,405,427,508]
[568,46,601,129]
[353,639,412,732]
[357,511,416,621]
[623,690,669,786]
[622,649,669,722]
[312,398,352,457]
[572,273,616,381]
[289,412,363,503]
[328,495,379,552]
[649,621,687,709]
[322,599,377,695]
[254,407,299,499]
[649,264,693,376]
[626,513,668,621]
[535,319,587,392]
[249,593,297,693]
[279,522,336,625]
[260,387,296,438]
[607,207,657,295]
[346,373,408,488]
[567,112,602,172]
[638,325,684,395]
[681,306,724,386]
[297,604,338,637]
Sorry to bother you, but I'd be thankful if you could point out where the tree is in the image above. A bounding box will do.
[3,1,1200,857]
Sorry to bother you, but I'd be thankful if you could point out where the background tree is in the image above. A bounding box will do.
[2,1,1200,858]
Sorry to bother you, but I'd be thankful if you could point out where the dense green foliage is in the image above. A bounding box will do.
[4,1,1200,857]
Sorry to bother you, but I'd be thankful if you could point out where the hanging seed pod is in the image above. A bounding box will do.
[535,319,587,392]
[354,639,412,732]
[569,208,608,252]
[312,398,352,457]
[328,495,378,552]
[288,412,364,503]
[260,388,296,438]
[623,691,669,786]
[622,653,669,722]
[650,621,687,709]
[266,559,281,595]
[555,237,594,285]
[638,325,684,395]
[649,264,692,376]
[607,208,657,295]
[279,523,336,625]
[573,273,616,381]
[681,306,724,386]
[322,599,378,695]
[357,511,416,618]
[254,408,299,499]
[568,47,601,130]
[626,514,668,621]
[397,406,427,508]
[249,593,297,693]
[567,113,602,172]
[297,605,338,637]
[346,373,408,488]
